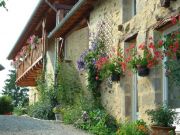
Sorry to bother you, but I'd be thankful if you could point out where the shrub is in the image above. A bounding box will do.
[0,96,13,114]
[28,100,54,120]
[117,120,149,135]
[13,106,28,116]
[146,105,177,127]
[62,105,82,124]
[75,108,118,135]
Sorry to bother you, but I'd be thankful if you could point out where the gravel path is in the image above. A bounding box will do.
[0,115,90,135]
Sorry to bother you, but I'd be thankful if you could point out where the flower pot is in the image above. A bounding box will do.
[4,112,12,115]
[55,113,63,122]
[151,125,176,135]
[137,66,150,77]
[111,72,120,82]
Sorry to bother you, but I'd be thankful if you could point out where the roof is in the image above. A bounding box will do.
[7,0,78,60]
[48,0,95,39]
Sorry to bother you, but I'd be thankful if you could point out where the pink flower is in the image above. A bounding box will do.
[158,40,163,47]
[138,43,145,50]
[120,62,126,72]
[171,16,177,25]
[149,42,155,50]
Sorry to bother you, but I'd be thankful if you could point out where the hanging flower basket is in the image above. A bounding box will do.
[137,65,150,77]
[160,0,170,8]
[111,72,120,82]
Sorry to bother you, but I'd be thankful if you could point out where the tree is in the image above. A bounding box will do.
[0,0,7,10]
[2,70,29,107]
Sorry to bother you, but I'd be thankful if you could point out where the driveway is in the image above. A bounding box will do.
[0,115,90,135]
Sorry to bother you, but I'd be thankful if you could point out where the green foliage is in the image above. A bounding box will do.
[62,105,83,124]
[165,59,180,88]
[117,120,149,135]
[0,0,6,9]
[0,96,13,114]
[75,108,118,135]
[28,100,54,120]
[13,106,28,116]
[57,62,83,106]
[146,105,177,127]
[56,62,118,134]
[57,62,92,123]
[2,70,29,107]
[52,105,63,114]
[27,73,56,120]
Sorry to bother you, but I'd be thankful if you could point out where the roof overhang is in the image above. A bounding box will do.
[48,0,95,39]
[7,0,78,60]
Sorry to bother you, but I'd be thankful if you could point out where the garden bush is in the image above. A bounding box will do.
[27,73,57,120]
[117,120,149,135]
[0,96,13,114]
[75,108,118,135]
[13,106,28,116]
[28,100,54,120]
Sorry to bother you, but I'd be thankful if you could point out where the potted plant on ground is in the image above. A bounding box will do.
[52,105,64,122]
[146,105,177,135]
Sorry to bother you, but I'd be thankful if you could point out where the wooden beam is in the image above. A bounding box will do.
[54,3,73,10]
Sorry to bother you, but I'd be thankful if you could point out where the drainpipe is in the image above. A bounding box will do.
[48,0,87,39]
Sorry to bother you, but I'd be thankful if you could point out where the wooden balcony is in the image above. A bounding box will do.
[16,43,44,86]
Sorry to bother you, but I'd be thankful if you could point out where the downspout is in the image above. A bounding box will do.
[44,0,59,104]
[54,37,63,87]
[48,0,87,39]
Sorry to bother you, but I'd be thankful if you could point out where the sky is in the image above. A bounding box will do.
[0,0,40,94]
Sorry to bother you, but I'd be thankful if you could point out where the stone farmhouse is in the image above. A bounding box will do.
[7,0,180,130]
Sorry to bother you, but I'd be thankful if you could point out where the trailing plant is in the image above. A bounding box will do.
[125,42,161,73]
[77,21,121,105]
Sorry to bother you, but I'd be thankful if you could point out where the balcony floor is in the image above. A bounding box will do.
[16,56,43,87]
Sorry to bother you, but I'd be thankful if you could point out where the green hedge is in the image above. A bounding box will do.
[0,96,13,114]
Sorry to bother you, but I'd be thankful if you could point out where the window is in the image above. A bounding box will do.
[122,0,136,23]
[124,34,138,120]
[162,24,180,132]
[162,24,180,107]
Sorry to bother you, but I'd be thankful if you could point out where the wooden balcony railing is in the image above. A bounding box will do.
[16,43,43,83]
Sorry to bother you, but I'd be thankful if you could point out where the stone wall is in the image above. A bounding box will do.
[28,87,39,105]
[89,0,123,121]
[89,0,180,122]
[65,27,89,94]
[119,0,180,121]
[46,38,56,82]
